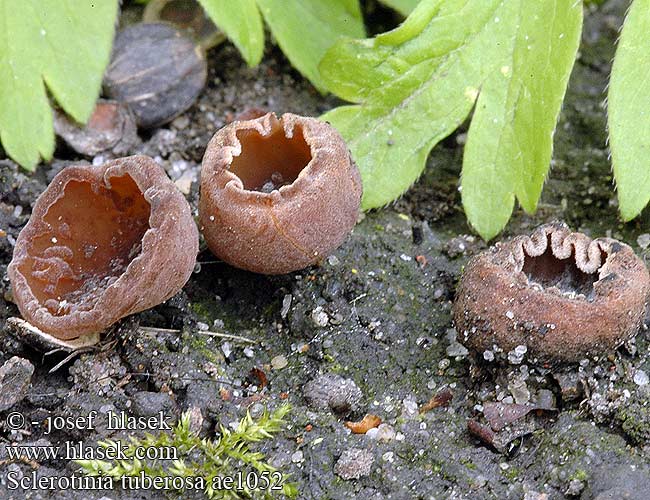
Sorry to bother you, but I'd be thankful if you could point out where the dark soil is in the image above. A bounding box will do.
[1,1,650,499]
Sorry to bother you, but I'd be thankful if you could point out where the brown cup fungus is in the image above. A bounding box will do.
[453,223,650,364]
[8,156,199,340]
[199,112,362,274]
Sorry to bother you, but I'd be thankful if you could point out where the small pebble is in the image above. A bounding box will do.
[221,342,232,359]
[637,233,650,249]
[507,345,527,364]
[174,169,196,195]
[328,255,340,266]
[365,427,379,440]
[271,355,288,370]
[508,378,530,404]
[402,397,419,418]
[446,341,469,358]
[172,115,190,130]
[0,357,35,412]
[311,307,329,327]
[303,374,363,416]
[281,294,292,319]
[334,448,374,480]
[375,423,396,442]
[633,369,649,386]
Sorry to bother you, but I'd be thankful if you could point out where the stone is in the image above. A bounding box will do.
[303,374,363,416]
[334,448,374,480]
[0,356,34,411]
[587,464,650,500]
[633,370,649,386]
[271,355,288,370]
[131,391,178,419]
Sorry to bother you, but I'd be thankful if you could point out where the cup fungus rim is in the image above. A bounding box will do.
[202,112,337,203]
[453,222,650,363]
[498,223,623,302]
[13,161,153,303]
[8,155,198,339]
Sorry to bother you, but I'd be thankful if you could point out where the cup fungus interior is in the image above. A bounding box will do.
[17,174,150,316]
[229,120,312,192]
[521,245,605,299]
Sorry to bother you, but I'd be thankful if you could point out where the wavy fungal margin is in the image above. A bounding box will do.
[453,223,650,364]
[8,156,199,340]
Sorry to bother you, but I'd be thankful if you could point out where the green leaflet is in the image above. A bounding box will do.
[199,0,364,91]
[378,0,421,16]
[0,0,119,170]
[463,1,582,238]
[256,0,364,91]
[198,0,264,66]
[320,0,581,239]
[608,0,650,221]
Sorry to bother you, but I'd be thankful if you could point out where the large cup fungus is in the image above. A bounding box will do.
[199,112,362,274]
[8,156,199,340]
[453,223,650,364]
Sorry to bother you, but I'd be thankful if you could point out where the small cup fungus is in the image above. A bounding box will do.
[8,156,199,340]
[199,112,362,274]
[453,223,650,364]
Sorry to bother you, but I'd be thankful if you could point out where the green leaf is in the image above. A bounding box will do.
[320,0,581,239]
[608,0,650,221]
[257,0,365,91]
[378,0,420,16]
[462,1,582,238]
[320,0,508,210]
[197,0,264,66]
[197,0,365,90]
[0,0,119,170]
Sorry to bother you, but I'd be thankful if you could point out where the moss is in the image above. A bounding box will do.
[531,413,632,489]
[460,458,477,470]
[77,405,298,499]
[323,353,337,364]
[325,359,345,374]
[189,301,216,325]
[617,401,650,444]
[570,469,589,482]
[186,333,225,366]
[427,460,456,482]
[502,466,521,482]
